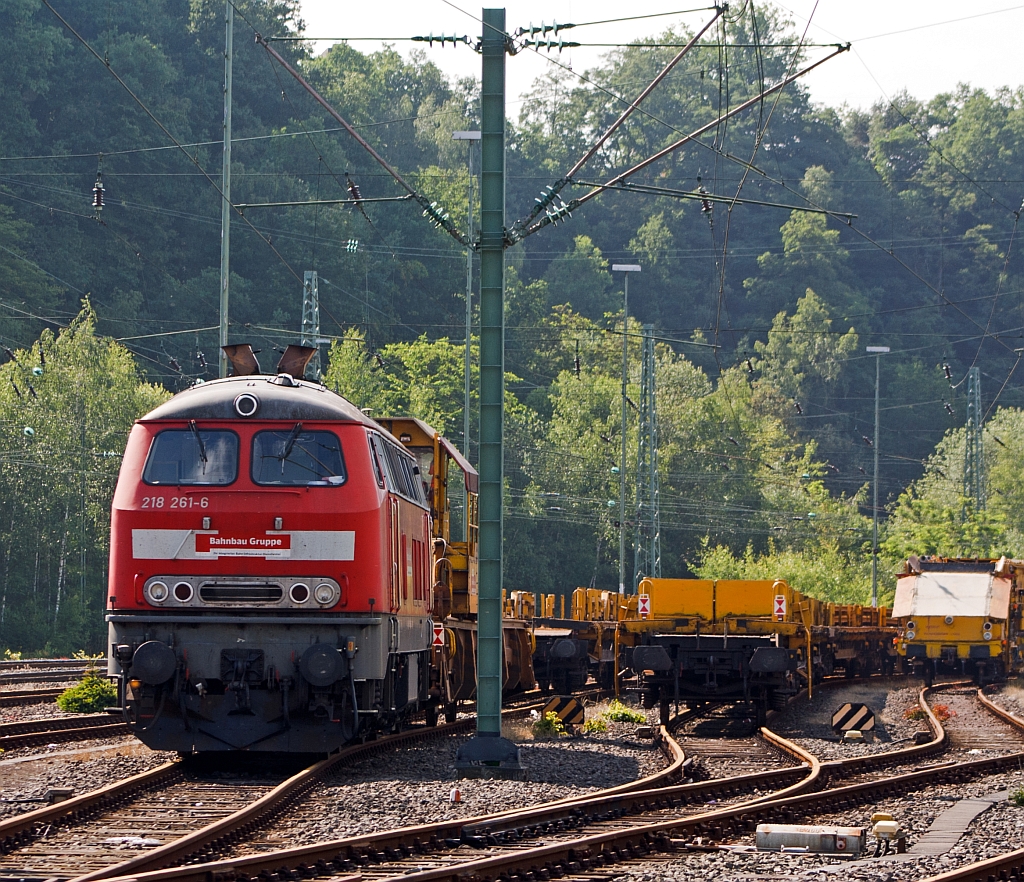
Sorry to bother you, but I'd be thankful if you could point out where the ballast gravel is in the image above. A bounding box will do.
[235,710,669,854]
[769,681,930,761]
[613,768,1024,882]
[0,743,171,821]
[612,685,1024,882]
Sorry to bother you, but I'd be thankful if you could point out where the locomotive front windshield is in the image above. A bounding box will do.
[143,427,239,485]
[251,426,346,485]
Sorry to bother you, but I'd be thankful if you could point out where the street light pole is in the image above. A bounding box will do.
[867,345,890,607]
[452,131,481,466]
[612,264,640,594]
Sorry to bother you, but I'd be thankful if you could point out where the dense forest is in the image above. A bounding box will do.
[3,0,1024,653]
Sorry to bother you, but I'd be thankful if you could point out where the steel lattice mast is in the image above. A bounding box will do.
[634,325,661,587]
[301,271,321,379]
[963,366,985,513]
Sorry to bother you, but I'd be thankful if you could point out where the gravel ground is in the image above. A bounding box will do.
[0,742,172,820]
[992,682,1024,718]
[236,703,668,853]
[609,685,1024,882]
[0,678,84,692]
[0,699,73,724]
[769,681,931,761]
[613,768,1024,882]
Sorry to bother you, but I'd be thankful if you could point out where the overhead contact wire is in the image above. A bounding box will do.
[255,35,469,247]
[40,0,306,286]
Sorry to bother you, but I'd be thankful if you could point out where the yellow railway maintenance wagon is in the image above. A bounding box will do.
[893,556,1023,685]
[625,578,895,723]
[522,580,894,723]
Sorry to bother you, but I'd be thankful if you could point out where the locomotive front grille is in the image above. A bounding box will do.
[199,582,284,603]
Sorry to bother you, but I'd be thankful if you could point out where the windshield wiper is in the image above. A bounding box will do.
[188,420,208,467]
[280,422,303,461]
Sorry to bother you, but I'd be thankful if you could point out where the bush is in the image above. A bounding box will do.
[56,675,118,714]
[903,707,927,721]
[532,711,566,739]
[1010,787,1024,807]
[603,699,646,723]
[582,717,608,735]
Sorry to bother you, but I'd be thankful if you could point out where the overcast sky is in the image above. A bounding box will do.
[296,1,1024,114]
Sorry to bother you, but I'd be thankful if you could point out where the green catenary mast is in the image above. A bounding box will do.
[455,8,523,777]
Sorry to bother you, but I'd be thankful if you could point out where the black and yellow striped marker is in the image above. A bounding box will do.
[541,695,585,725]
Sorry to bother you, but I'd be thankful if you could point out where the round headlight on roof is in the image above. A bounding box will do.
[146,581,169,604]
[234,393,259,417]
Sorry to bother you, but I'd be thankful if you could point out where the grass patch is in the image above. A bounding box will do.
[603,699,646,724]
[532,710,566,739]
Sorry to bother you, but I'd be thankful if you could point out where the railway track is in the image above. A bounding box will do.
[0,687,64,708]
[0,712,518,882]
[0,714,129,751]
[0,659,94,686]
[59,708,814,882]
[81,682,1024,882]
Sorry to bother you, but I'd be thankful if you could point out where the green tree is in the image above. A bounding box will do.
[0,304,168,653]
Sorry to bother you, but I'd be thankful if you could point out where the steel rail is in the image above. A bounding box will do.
[0,762,182,851]
[0,688,63,707]
[919,845,1024,882]
[85,684,970,882]
[0,714,129,751]
[96,750,1022,882]
[0,659,98,670]
[70,700,632,882]
[82,717,815,882]
[0,668,91,685]
[903,687,1024,882]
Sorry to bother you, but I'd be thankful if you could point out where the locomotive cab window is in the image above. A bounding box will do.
[143,426,239,485]
[251,426,346,486]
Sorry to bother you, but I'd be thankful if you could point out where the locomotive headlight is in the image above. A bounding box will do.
[289,583,310,604]
[983,620,993,631]
[173,581,194,603]
[146,581,169,604]
[905,621,915,631]
[905,630,916,640]
[984,630,993,640]
[314,582,338,606]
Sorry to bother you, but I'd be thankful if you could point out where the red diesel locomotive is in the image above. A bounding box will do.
[106,347,439,753]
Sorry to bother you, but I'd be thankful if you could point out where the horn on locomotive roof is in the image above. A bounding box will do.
[222,344,261,376]
[276,344,318,379]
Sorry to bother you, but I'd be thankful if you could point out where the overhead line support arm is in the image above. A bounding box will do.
[254,34,470,247]
[513,42,850,242]
[510,5,726,235]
